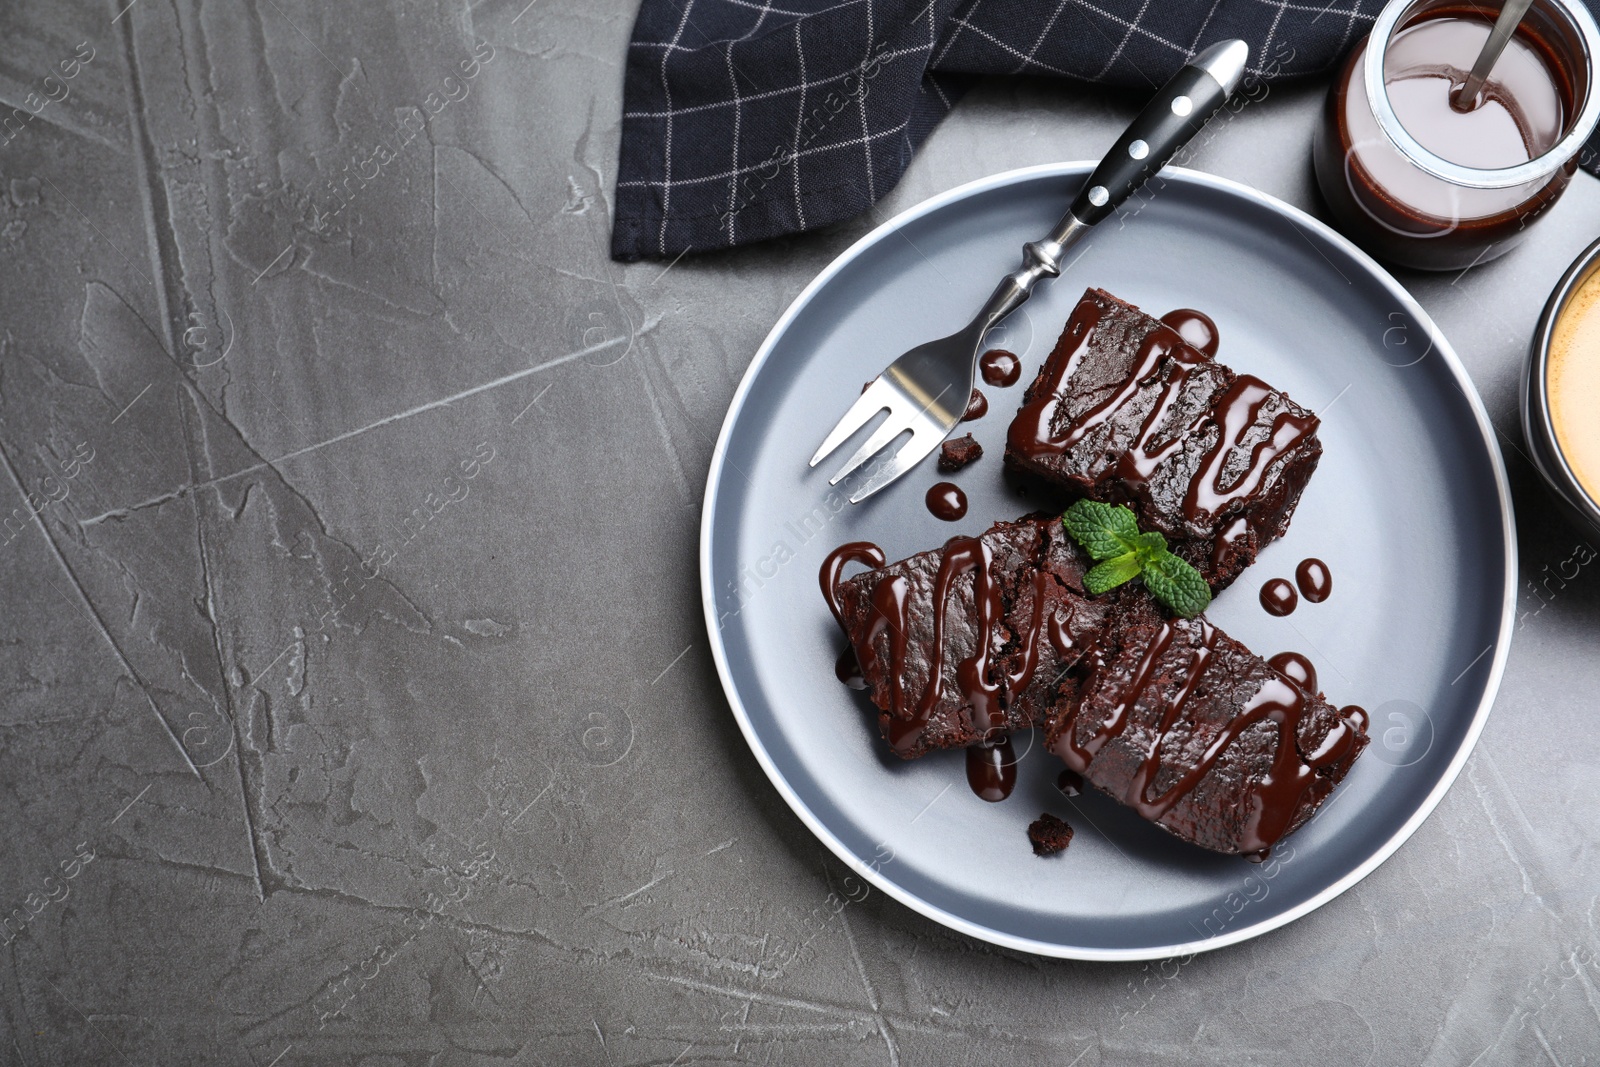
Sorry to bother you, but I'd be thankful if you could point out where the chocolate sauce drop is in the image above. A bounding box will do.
[926,482,968,522]
[1056,768,1083,797]
[1260,578,1298,617]
[1296,558,1332,603]
[961,388,988,421]
[1340,704,1369,733]
[1243,847,1272,864]
[979,348,1022,387]
[835,646,866,689]
[1159,308,1220,357]
[966,736,1017,802]
[1268,651,1318,693]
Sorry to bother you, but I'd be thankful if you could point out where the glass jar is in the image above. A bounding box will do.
[1313,0,1600,271]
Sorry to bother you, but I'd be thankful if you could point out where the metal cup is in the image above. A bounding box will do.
[1523,235,1600,540]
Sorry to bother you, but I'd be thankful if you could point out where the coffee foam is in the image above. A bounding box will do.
[1548,270,1600,503]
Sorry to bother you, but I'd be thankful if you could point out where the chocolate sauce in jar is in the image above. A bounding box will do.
[926,482,968,521]
[1268,650,1319,693]
[1159,308,1220,357]
[966,735,1018,802]
[1313,5,1584,270]
[1296,557,1333,602]
[979,348,1022,387]
[962,388,989,421]
[1260,578,1299,616]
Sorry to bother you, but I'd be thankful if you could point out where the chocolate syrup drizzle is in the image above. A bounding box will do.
[821,536,1080,802]
[821,543,886,697]
[823,537,1363,844]
[1008,297,1317,532]
[1051,618,1363,853]
[1160,308,1220,357]
[835,647,867,689]
[820,542,886,627]
[1211,515,1252,574]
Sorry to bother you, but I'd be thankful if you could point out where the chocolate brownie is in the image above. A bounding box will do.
[938,435,983,472]
[1028,813,1074,856]
[1042,596,1367,855]
[1005,288,1321,590]
[824,516,1110,759]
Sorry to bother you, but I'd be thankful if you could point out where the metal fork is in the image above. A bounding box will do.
[808,38,1250,503]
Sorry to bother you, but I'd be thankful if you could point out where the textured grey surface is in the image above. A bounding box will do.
[1,2,1599,1065]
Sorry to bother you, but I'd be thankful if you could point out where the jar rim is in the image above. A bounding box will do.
[1363,0,1600,190]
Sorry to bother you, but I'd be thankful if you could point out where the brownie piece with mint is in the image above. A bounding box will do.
[1004,288,1321,590]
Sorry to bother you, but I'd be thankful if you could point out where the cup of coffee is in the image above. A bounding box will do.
[1524,236,1600,538]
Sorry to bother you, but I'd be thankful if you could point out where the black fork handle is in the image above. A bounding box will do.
[972,39,1250,335]
[1071,39,1249,226]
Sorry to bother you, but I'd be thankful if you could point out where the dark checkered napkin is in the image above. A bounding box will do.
[612,0,1600,261]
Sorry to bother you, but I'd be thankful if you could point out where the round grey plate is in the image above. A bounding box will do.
[700,164,1515,961]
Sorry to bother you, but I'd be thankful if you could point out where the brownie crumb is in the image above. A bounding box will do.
[1028,813,1074,856]
[938,434,983,472]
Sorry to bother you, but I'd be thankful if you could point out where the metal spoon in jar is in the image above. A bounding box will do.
[1452,0,1536,110]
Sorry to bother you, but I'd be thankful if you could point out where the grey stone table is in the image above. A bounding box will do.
[2,1,1599,1064]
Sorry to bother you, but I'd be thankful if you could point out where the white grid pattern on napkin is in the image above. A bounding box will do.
[613,0,1396,259]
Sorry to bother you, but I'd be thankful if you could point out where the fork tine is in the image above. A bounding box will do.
[826,408,913,487]
[847,421,945,503]
[808,379,897,468]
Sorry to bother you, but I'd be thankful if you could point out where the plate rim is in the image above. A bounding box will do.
[697,162,1518,962]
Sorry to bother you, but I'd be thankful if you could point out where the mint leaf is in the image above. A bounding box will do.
[1142,550,1212,617]
[1060,501,1213,616]
[1061,500,1142,561]
[1083,552,1143,594]
[1134,530,1168,561]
